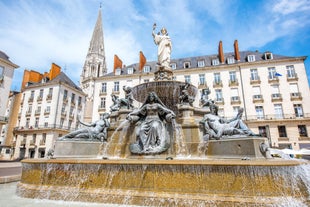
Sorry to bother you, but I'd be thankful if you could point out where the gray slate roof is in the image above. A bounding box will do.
[104,50,294,77]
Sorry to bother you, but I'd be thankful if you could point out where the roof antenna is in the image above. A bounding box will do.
[63,64,67,74]
[100,2,102,8]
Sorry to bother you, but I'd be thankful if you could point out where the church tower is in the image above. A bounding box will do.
[80,7,107,122]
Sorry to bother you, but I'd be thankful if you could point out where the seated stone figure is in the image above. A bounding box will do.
[59,113,110,142]
[110,86,134,112]
[126,92,175,154]
[110,94,120,112]
[200,105,258,140]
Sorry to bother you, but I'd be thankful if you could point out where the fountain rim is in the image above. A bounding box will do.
[21,158,307,167]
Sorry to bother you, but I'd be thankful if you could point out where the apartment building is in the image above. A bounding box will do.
[12,63,86,159]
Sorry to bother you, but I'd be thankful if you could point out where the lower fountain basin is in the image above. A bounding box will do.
[17,158,310,206]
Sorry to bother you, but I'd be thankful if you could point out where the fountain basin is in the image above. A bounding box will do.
[17,158,310,206]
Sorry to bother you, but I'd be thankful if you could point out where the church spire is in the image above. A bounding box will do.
[81,7,107,82]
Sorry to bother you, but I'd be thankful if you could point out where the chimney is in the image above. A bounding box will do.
[234,40,240,61]
[218,41,224,63]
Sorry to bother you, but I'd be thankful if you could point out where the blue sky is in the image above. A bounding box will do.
[0,0,310,91]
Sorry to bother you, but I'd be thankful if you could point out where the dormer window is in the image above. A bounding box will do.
[197,60,205,67]
[264,52,273,60]
[170,63,176,70]
[183,61,191,69]
[227,57,235,64]
[115,68,121,75]
[212,59,219,66]
[127,67,133,74]
[247,55,256,62]
[143,65,151,73]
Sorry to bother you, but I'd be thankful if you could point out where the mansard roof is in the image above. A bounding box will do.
[26,72,83,92]
[104,50,301,77]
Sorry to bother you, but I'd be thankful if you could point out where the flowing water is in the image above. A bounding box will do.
[172,120,189,157]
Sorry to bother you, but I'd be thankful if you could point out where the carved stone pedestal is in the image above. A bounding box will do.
[154,65,173,81]
[54,140,102,158]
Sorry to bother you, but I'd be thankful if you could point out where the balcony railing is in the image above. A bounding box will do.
[268,77,279,83]
[290,92,302,101]
[213,81,223,88]
[252,94,264,103]
[13,124,79,132]
[271,93,282,102]
[250,77,261,84]
[229,79,239,87]
[245,113,310,121]
[287,74,298,81]
[230,96,241,104]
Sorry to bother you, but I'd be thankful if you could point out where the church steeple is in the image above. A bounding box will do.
[81,7,107,82]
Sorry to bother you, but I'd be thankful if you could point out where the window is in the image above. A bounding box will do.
[278,126,287,137]
[36,106,41,114]
[294,104,303,117]
[101,83,107,93]
[271,85,280,98]
[252,86,262,99]
[215,89,223,101]
[198,60,205,67]
[214,73,221,84]
[39,89,44,98]
[114,82,120,92]
[247,55,255,62]
[286,65,296,78]
[26,118,30,128]
[60,118,64,127]
[233,106,240,116]
[255,106,264,119]
[33,134,37,145]
[298,125,308,137]
[100,97,106,108]
[227,57,235,64]
[69,107,74,116]
[48,88,53,96]
[258,126,267,137]
[27,105,32,114]
[212,59,219,66]
[63,90,68,100]
[71,93,75,103]
[264,52,273,60]
[42,133,46,143]
[274,104,283,119]
[231,88,239,101]
[170,63,176,70]
[35,118,39,128]
[229,71,237,82]
[250,69,259,81]
[127,67,133,74]
[30,90,35,99]
[44,122,48,127]
[45,106,51,113]
[268,67,277,79]
[143,66,151,73]
[289,83,299,96]
[184,75,191,83]
[115,68,121,75]
[78,96,82,106]
[199,74,205,85]
[0,66,4,76]
[183,62,191,68]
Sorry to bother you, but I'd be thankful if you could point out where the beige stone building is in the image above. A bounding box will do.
[80,9,310,151]
[12,64,85,159]
[0,51,19,159]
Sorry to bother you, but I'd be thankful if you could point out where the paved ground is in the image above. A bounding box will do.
[0,162,22,183]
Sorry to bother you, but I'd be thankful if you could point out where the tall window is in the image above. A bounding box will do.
[255,106,264,119]
[63,90,68,100]
[0,66,4,77]
[212,59,219,66]
[114,82,120,92]
[229,71,237,82]
[286,65,296,78]
[35,118,39,128]
[250,69,259,80]
[199,74,205,85]
[71,93,75,103]
[294,104,303,117]
[184,75,191,83]
[48,88,53,96]
[26,118,30,128]
[289,83,299,96]
[101,83,107,93]
[298,125,308,137]
[278,126,287,137]
[271,85,280,98]
[247,55,255,62]
[214,73,221,84]
[252,86,262,99]
[227,57,235,64]
[78,96,82,106]
[30,91,35,99]
[39,89,44,98]
[42,133,46,143]
[60,118,64,128]
[215,89,223,101]
[230,88,239,101]
[274,104,283,119]
[100,97,106,108]
[268,67,277,79]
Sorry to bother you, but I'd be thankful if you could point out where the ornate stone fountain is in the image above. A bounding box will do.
[16,24,310,206]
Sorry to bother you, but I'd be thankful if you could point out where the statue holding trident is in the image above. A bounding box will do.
[152,23,172,69]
